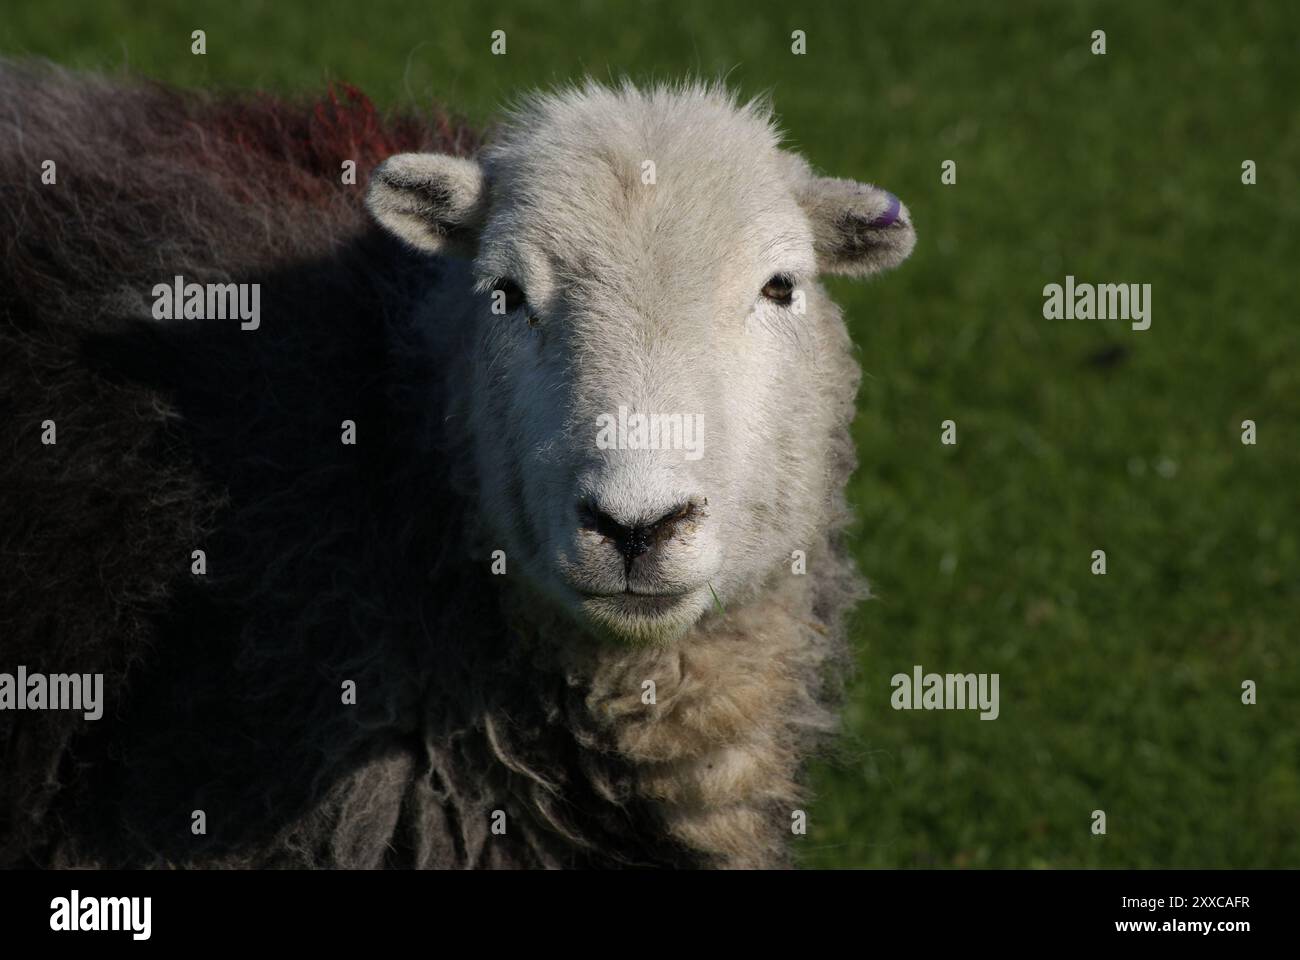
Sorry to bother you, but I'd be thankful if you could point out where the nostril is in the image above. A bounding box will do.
[578,499,700,564]
[578,500,629,542]
[646,501,696,539]
[579,503,651,562]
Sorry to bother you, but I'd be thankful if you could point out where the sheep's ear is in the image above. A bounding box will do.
[799,176,916,278]
[366,153,487,255]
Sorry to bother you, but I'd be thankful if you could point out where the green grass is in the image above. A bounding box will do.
[5,0,1297,868]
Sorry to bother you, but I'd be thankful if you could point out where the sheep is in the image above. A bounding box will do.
[0,62,915,869]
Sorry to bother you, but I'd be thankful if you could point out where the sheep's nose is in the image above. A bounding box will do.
[579,500,697,563]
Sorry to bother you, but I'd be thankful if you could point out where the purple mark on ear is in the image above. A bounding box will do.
[868,193,901,228]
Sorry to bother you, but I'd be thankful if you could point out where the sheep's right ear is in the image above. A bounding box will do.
[366,153,487,255]
[798,175,916,278]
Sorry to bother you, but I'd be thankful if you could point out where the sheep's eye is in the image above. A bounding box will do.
[490,278,527,315]
[761,274,795,304]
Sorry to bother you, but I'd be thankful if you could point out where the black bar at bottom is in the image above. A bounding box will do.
[0,868,1286,947]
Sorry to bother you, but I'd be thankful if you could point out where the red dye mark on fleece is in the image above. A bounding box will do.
[185,84,481,207]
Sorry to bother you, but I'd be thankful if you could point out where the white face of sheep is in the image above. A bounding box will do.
[368,86,915,644]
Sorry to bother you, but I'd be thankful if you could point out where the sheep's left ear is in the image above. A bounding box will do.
[366,153,487,256]
[798,176,916,278]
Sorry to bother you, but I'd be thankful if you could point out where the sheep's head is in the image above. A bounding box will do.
[368,82,915,644]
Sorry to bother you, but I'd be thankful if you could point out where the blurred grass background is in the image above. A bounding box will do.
[4,0,1296,868]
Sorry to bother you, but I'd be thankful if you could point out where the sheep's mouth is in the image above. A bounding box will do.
[568,584,713,642]
[577,589,691,616]
[581,588,684,603]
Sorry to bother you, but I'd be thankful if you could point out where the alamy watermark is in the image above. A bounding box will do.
[891,664,1000,720]
[595,405,704,461]
[1043,275,1151,331]
[0,666,103,720]
[152,274,260,330]
[50,890,150,940]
